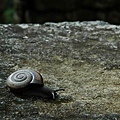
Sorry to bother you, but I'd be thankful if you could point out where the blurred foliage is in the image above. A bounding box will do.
[3,0,15,23]
[4,8,15,23]
[1,0,120,24]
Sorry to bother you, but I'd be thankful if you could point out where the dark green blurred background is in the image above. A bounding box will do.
[1,0,120,24]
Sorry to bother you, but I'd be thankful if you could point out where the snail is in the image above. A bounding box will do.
[6,69,64,99]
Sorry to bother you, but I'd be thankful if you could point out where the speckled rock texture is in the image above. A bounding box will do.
[0,21,120,120]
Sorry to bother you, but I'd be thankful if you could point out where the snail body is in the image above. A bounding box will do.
[6,69,63,99]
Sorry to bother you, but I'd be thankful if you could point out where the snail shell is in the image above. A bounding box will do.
[6,69,43,90]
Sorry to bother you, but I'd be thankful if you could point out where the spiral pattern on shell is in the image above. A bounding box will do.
[6,69,43,89]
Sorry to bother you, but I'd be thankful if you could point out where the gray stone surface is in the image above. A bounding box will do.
[0,21,120,119]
